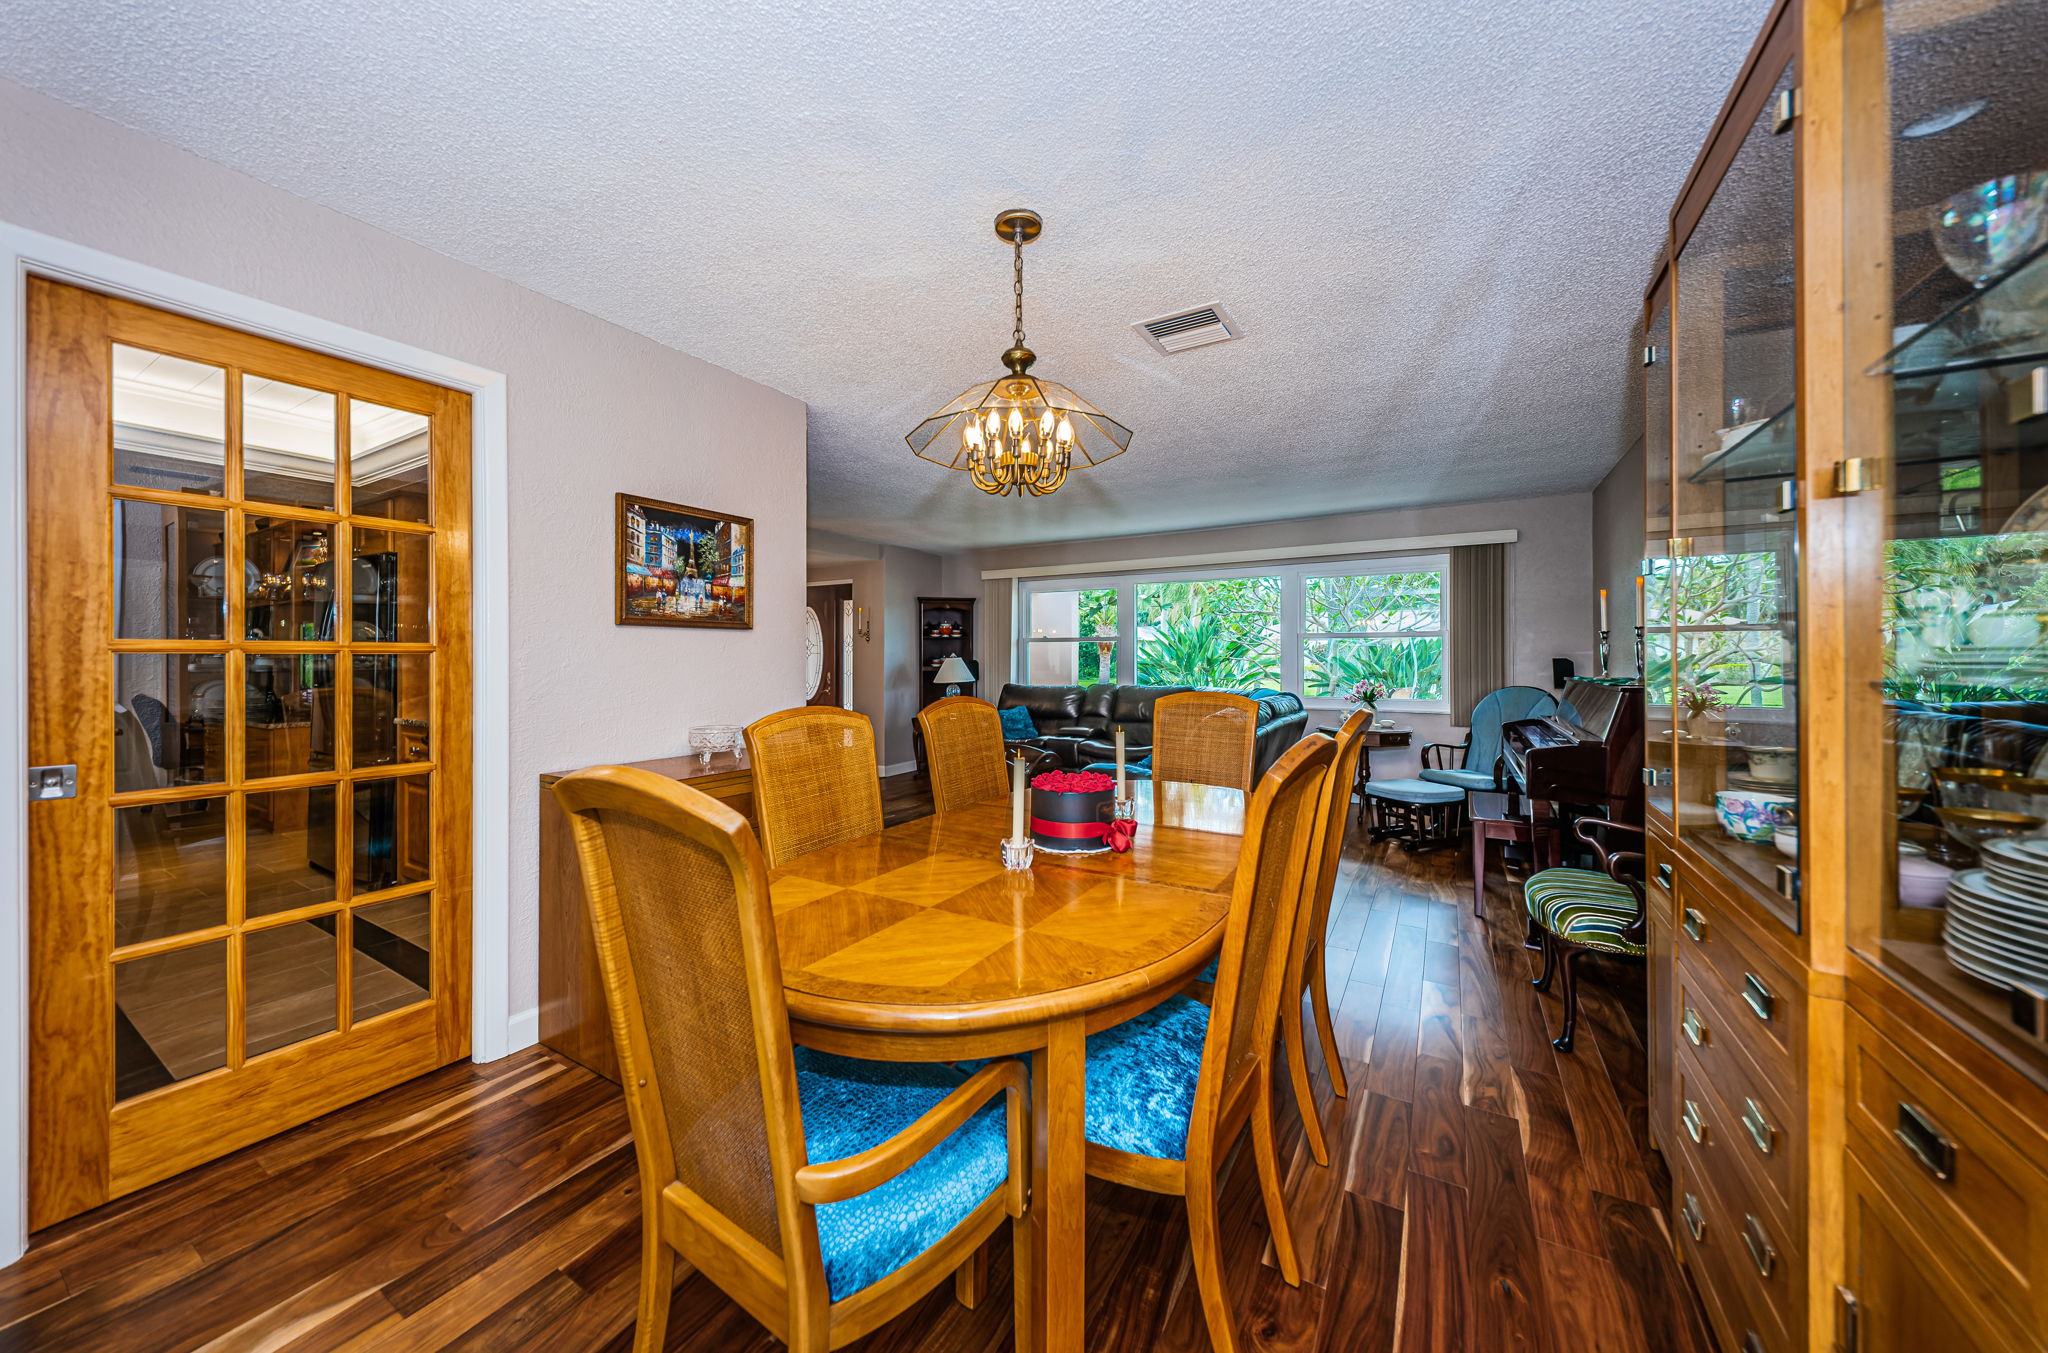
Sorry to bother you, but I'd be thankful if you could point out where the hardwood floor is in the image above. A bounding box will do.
[2,776,1710,1352]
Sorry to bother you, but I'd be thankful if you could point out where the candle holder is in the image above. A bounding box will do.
[1633,625,1646,678]
[1001,837,1035,871]
[1597,629,1611,676]
[1112,797,1137,822]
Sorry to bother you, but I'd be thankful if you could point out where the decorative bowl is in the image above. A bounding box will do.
[1773,825,1799,859]
[1932,171,2048,287]
[1933,766,2020,810]
[688,724,743,764]
[1898,840,1954,909]
[1714,789,1796,844]
[1933,805,2044,854]
[1744,746,1798,786]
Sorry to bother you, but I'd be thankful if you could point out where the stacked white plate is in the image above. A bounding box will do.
[1944,845,2048,990]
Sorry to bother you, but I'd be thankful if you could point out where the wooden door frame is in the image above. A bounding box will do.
[0,221,514,1264]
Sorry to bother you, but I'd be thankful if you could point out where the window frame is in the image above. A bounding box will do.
[1015,551,1452,713]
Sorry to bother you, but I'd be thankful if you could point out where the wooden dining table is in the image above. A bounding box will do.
[769,778,1248,1353]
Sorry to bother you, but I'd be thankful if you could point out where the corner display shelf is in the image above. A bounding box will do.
[916,596,977,708]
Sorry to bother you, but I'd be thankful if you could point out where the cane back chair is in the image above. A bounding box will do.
[550,765,1028,1352]
[1082,734,1335,1353]
[745,707,885,868]
[916,696,1013,814]
[1149,690,1260,792]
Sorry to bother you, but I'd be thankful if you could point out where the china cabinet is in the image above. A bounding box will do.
[1642,2,2048,1350]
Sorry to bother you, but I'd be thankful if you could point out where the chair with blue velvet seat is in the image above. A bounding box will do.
[551,765,1028,1353]
[1419,684,1558,793]
[1521,817,1646,1053]
[1084,734,1335,1353]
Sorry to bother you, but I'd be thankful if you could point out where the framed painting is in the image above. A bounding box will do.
[614,492,753,629]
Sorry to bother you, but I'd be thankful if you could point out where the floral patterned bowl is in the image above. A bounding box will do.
[1714,789,1795,844]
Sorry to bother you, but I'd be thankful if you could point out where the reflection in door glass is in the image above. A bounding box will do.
[244,921,339,1057]
[113,653,228,788]
[114,798,226,947]
[115,940,228,1101]
[111,345,227,496]
[349,400,431,522]
[352,653,430,768]
[352,893,431,1020]
[245,786,338,917]
[351,528,430,643]
[241,377,337,511]
[354,774,432,894]
[113,501,228,641]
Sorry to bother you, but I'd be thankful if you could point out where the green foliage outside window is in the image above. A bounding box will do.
[1133,577,1281,688]
[1884,532,2048,704]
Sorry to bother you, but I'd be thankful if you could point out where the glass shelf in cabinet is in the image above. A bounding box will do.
[1687,402,1797,486]
[1875,243,2048,378]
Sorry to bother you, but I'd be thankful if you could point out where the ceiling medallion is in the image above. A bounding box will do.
[905,208,1132,497]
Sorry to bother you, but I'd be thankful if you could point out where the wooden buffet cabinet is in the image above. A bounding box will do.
[1641,4,2048,1350]
[537,751,755,1081]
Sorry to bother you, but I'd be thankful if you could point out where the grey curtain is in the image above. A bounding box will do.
[1449,543,1506,725]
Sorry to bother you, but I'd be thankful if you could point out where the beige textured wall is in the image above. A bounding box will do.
[0,77,810,1029]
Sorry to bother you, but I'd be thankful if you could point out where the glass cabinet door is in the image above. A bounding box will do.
[1864,0,2048,1069]
[1645,297,1677,828]
[1673,57,1804,929]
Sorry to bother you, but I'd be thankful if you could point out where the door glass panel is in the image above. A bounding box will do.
[241,377,336,511]
[245,786,338,918]
[1645,301,1675,824]
[244,920,338,1057]
[111,345,226,496]
[348,401,431,523]
[113,501,228,641]
[352,893,431,1020]
[354,774,431,894]
[245,652,329,780]
[115,940,228,1100]
[114,653,228,788]
[114,797,226,947]
[349,529,429,643]
[351,653,430,769]
[243,516,336,641]
[1672,59,1803,929]
[1867,0,2048,1074]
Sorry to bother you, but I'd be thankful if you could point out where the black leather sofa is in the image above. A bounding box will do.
[996,682,1309,780]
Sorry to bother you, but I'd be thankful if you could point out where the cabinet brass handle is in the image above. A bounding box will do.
[1895,1102,1956,1182]
[1681,906,1705,941]
[1659,862,1676,890]
[1837,1285,1861,1353]
[1682,1099,1708,1144]
[1743,1332,1767,1353]
[1682,1007,1708,1046]
[1742,972,1775,1022]
[1741,1097,1776,1155]
[1680,1192,1706,1241]
[1742,1213,1777,1277]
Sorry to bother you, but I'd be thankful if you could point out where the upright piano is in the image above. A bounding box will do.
[1500,678,1645,860]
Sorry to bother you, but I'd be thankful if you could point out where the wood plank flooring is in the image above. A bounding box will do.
[2,776,1711,1352]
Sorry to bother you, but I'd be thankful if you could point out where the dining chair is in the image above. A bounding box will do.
[550,765,1029,1352]
[1275,708,1373,1167]
[1083,733,1336,1353]
[745,707,885,868]
[1523,817,1646,1052]
[916,695,1012,814]
[1149,690,1260,791]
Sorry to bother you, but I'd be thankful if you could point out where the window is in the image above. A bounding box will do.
[1016,554,1449,709]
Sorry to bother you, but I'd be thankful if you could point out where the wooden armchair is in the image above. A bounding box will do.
[550,765,1029,1351]
[1082,735,1335,1353]
[1521,817,1646,1053]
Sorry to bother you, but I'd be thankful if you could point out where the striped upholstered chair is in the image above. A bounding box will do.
[1521,818,1646,1053]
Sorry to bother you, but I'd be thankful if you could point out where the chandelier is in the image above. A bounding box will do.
[905,208,1132,497]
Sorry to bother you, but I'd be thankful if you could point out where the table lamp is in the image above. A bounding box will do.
[932,654,975,698]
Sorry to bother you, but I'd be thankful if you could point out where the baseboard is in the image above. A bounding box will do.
[504,1007,539,1055]
[878,760,918,777]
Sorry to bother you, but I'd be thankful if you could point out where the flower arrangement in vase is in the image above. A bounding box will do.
[1346,680,1391,725]
[1675,681,1727,738]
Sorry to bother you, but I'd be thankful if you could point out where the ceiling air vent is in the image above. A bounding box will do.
[1133,304,1243,355]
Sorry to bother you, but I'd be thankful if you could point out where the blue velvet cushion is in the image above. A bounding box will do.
[1195,957,1219,983]
[1081,758,1152,778]
[794,1047,1009,1300]
[1084,994,1209,1160]
[998,705,1040,741]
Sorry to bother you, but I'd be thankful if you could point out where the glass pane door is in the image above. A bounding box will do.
[1673,57,1804,929]
[1645,297,1677,828]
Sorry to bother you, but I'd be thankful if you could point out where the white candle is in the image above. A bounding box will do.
[1011,754,1027,843]
[1598,588,1609,631]
[1114,724,1127,798]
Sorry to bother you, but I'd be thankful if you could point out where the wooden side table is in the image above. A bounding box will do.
[539,750,755,1081]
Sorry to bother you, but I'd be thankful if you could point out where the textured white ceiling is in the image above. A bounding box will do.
[2,0,1771,551]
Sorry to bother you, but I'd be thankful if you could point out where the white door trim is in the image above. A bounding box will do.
[0,221,514,1264]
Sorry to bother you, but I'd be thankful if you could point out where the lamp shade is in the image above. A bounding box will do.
[932,655,976,686]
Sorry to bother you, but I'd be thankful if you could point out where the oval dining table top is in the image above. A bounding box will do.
[769,779,1247,1034]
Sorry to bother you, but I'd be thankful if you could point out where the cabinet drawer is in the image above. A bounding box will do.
[1846,1010,2048,1337]
[1673,1042,1799,1247]
[1674,958,1804,1195]
[1671,883,1802,1074]
[1672,1131,1793,1353]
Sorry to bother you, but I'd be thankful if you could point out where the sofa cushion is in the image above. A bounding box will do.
[1110,685,1194,727]
[998,705,1040,741]
[997,683,1085,735]
[1077,683,1117,728]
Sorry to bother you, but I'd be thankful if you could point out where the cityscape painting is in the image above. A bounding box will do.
[614,492,753,629]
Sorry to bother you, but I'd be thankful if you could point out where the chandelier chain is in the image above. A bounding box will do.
[1012,235,1026,347]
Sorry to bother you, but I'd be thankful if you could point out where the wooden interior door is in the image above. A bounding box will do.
[805,583,850,708]
[26,279,473,1229]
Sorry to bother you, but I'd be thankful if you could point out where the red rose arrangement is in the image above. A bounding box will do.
[1030,769,1116,794]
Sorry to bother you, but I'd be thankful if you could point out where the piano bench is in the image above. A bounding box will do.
[1361,778,1467,851]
